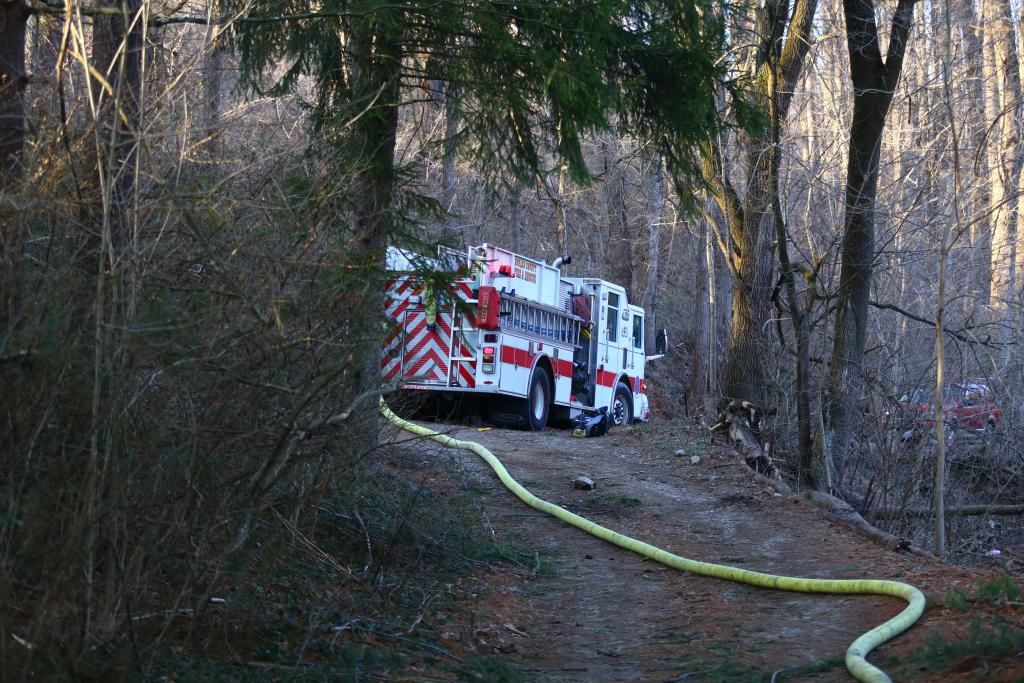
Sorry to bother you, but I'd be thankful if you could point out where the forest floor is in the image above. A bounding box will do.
[383,417,1024,682]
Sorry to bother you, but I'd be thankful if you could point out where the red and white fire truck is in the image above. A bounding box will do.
[382,244,664,430]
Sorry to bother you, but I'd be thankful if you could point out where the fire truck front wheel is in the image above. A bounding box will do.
[611,382,634,426]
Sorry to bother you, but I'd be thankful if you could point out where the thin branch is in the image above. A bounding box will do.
[869,300,1010,347]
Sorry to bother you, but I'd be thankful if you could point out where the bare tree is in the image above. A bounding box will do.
[827,0,917,486]
[701,0,818,409]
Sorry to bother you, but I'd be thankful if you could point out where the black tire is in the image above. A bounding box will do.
[610,382,633,426]
[523,367,552,431]
[488,366,552,431]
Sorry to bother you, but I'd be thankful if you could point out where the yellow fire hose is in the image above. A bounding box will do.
[380,399,925,683]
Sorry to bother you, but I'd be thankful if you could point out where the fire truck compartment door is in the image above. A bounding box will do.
[401,309,452,384]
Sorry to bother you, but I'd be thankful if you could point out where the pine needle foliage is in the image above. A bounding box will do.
[225,0,742,202]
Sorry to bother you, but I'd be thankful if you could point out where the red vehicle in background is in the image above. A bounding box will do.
[890,382,1001,440]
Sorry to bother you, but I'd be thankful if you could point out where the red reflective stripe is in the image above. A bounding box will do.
[500,346,516,365]
[405,316,429,343]
[382,325,403,346]
[389,296,412,319]
[406,312,452,343]
[403,347,448,381]
[558,359,573,377]
[597,369,617,387]
[499,345,535,368]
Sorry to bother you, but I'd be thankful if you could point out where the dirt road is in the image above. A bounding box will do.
[387,420,1023,682]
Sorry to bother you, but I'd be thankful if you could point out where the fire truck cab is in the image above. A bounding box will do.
[382,243,657,430]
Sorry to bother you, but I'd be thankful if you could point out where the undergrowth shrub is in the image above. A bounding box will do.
[1,124,490,679]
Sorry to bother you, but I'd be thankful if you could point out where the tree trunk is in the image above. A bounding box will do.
[442,82,458,241]
[827,0,916,485]
[510,185,522,254]
[203,4,224,159]
[347,8,402,407]
[28,13,61,119]
[553,168,568,256]
[642,153,662,348]
[933,225,949,558]
[604,129,633,297]
[959,0,988,296]
[0,0,28,185]
[791,268,817,487]
[91,0,143,240]
[702,212,717,413]
[984,0,1021,309]
[1,0,27,330]
[349,12,401,258]
[700,0,819,409]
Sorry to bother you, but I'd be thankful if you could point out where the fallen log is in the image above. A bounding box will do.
[711,400,781,480]
[807,490,936,558]
[741,469,935,558]
[872,504,1024,520]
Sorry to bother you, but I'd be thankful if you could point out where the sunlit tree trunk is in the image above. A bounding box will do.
[933,222,949,558]
[960,0,988,295]
[701,213,716,413]
[984,0,1021,309]
[553,168,568,256]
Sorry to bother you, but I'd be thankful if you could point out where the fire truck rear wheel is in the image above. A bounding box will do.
[611,383,633,426]
[487,367,551,430]
[523,367,552,431]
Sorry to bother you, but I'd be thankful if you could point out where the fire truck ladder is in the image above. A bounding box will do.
[499,296,582,347]
[448,295,478,387]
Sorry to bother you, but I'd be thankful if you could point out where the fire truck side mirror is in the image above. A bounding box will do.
[655,328,669,356]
